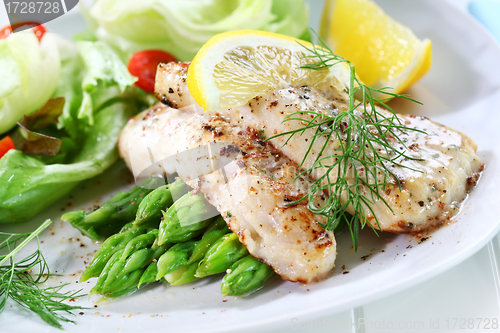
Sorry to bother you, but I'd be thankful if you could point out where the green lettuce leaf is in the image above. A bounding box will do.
[77,41,137,93]
[56,41,136,135]
[0,102,132,223]
[55,46,86,137]
[89,0,310,62]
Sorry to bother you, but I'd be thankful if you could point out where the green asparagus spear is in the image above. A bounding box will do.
[137,261,158,288]
[91,248,125,294]
[170,217,230,285]
[154,218,229,286]
[101,253,152,297]
[140,239,201,288]
[156,241,197,279]
[166,262,199,285]
[62,178,159,240]
[221,255,276,296]
[92,229,158,295]
[93,229,173,297]
[80,222,148,282]
[134,180,188,227]
[81,181,185,281]
[127,237,175,289]
[188,216,230,265]
[195,233,248,278]
[157,192,216,245]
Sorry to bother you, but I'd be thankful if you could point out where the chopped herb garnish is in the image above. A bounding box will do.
[258,129,266,140]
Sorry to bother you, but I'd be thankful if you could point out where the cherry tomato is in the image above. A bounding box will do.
[0,22,46,42]
[0,136,15,159]
[128,50,177,93]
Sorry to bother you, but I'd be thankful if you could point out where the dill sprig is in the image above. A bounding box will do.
[268,34,425,250]
[0,219,85,329]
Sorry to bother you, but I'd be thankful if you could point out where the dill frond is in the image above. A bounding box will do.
[268,32,425,251]
[0,220,85,329]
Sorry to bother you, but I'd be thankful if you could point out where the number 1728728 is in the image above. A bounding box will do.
[5,1,61,14]
[446,318,498,330]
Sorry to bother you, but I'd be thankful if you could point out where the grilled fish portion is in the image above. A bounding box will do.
[119,103,336,283]
[157,62,484,233]
[155,62,197,108]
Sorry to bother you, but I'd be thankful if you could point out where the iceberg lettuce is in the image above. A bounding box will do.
[89,0,310,62]
[0,31,61,134]
[0,38,138,223]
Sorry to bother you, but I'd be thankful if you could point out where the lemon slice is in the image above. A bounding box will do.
[187,30,351,112]
[320,0,432,95]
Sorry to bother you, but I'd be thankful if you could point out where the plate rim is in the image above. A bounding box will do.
[3,0,500,331]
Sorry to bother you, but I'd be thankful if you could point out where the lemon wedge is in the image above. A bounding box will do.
[320,0,432,95]
[187,30,351,112]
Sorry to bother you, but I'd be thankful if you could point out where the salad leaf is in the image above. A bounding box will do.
[19,97,65,129]
[54,48,87,138]
[0,102,132,223]
[0,43,21,98]
[13,124,62,156]
[77,41,137,93]
[270,0,311,38]
[0,31,62,134]
[56,41,136,136]
[89,0,310,62]
[10,98,65,156]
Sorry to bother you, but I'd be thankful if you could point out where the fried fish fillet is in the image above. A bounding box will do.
[119,103,336,283]
[155,62,484,233]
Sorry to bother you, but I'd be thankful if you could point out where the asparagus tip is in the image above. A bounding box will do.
[61,210,85,223]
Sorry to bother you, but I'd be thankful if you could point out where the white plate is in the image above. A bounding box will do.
[2,0,500,332]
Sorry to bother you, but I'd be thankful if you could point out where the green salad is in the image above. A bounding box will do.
[0,0,311,329]
[0,33,141,222]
